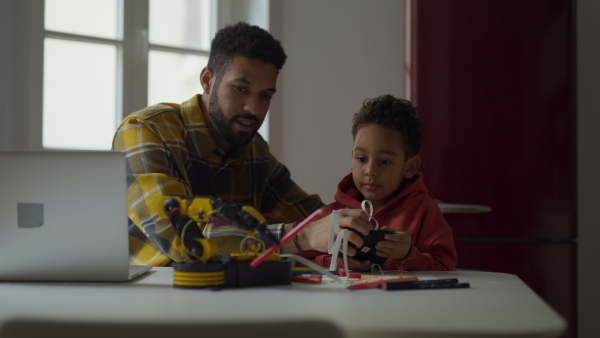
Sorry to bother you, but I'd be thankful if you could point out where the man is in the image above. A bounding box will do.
[113,22,370,267]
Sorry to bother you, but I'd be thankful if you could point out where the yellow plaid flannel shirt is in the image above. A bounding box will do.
[112,95,323,266]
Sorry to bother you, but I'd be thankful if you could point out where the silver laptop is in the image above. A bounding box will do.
[0,151,151,281]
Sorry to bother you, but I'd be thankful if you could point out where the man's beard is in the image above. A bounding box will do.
[208,88,261,149]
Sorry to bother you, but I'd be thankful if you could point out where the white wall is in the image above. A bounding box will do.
[268,0,405,203]
[217,0,269,28]
[577,0,600,336]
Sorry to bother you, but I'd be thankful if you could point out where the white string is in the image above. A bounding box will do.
[280,254,342,283]
[361,200,379,230]
[327,210,339,253]
[327,210,349,281]
[328,229,349,277]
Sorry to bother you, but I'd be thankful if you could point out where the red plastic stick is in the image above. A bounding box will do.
[250,208,323,268]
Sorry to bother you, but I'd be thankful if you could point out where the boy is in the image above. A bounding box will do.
[300,95,457,271]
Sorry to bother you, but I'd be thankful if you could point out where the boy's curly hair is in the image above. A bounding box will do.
[351,94,423,159]
[207,22,287,78]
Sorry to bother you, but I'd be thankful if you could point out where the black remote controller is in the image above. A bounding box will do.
[342,229,393,265]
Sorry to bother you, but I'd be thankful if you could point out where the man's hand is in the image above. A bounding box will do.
[295,208,371,254]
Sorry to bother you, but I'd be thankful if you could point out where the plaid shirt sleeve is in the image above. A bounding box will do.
[112,106,194,266]
[260,152,324,224]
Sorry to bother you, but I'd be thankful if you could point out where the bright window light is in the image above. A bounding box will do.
[43,39,117,150]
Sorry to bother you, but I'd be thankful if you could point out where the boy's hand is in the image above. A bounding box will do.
[337,209,372,255]
[346,257,372,272]
[375,226,412,260]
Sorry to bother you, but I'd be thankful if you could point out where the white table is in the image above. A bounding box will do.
[0,268,566,338]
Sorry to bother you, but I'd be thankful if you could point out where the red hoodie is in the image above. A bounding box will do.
[301,173,457,271]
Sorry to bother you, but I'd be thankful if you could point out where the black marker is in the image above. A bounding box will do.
[380,278,470,290]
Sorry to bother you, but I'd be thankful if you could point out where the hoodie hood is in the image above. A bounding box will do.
[333,172,428,218]
[303,171,457,271]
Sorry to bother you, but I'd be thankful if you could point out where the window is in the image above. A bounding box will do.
[147,0,211,105]
[42,0,212,150]
[0,0,270,151]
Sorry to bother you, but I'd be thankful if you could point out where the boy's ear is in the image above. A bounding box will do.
[200,67,214,94]
[403,155,421,179]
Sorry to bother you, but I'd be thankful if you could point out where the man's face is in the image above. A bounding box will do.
[207,56,278,150]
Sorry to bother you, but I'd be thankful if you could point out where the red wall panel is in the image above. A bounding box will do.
[408,1,577,337]
[410,0,577,239]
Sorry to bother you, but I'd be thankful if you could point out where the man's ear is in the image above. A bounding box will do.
[403,155,421,179]
[200,67,214,94]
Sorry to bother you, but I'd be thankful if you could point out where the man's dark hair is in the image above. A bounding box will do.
[207,22,287,78]
[351,94,423,159]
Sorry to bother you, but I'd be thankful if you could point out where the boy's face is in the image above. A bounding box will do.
[352,123,420,211]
